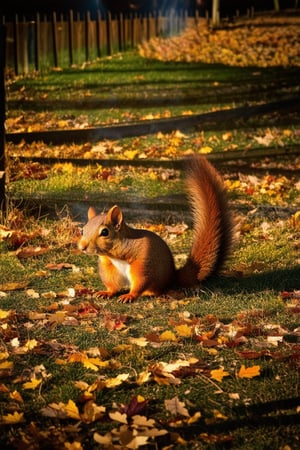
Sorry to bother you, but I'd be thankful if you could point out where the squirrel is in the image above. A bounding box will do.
[78,155,234,303]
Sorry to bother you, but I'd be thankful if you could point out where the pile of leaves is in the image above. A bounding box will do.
[139,17,300,67]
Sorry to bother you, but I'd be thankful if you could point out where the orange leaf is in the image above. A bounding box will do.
[237,364,260,379]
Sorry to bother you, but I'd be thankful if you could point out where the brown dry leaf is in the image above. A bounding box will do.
[164,397,190,417]
[45,262,74,270]
[16,246,49,258]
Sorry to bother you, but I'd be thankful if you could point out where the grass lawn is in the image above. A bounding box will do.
[1,16,300,448]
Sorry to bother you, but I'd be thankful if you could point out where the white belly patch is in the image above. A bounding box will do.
[110,257,131,286]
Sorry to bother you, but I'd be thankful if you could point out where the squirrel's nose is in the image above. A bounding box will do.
[78,238,88,252]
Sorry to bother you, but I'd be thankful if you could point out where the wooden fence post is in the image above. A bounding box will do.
[106,11,112,56]
[85,10,90,62]
[118,12,123,52]
[0,25,6,213]
[68,10,74,66]
[34,13,40,71]
[52,11,58,67]
[96,10,102,57]
[13,15,19,75]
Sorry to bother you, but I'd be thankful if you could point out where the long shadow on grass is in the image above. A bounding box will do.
[181,396,300,438]
[8,85,299,112]
[211,267,300,294]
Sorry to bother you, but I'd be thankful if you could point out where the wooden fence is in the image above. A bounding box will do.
[2,10,192,75]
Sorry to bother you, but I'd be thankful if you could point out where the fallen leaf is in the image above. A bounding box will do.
[109,411,128,424]
[164,397,190,417]
[1,411,24,424]
[210,368,230,382]
[237,364,261,379]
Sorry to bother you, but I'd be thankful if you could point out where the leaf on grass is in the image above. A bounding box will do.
[46,262,74,270]
[81,401,106,423]
[210,368,230,382]
[164,397,190,417]
[16,246,49,258]
[136,370,151,385]
[104,373,129,388]
[65,399,81,420]
[0,351,9,361]
[0,282,28,291]
[159,330,178,342]
[41,402,68,419]
[237,364,261,379]
[132,415,155,428]
[1,411,24,424]
[126,436,149,449]
[0,360,14,370]
[174,324,193,337]
[129,337,148,347]
[109,411,128,424]
[23,378,42,390]
[64,442,83,450]
[93,432,113,445]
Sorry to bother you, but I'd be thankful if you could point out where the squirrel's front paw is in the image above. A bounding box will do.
[94,290,115,299]
[118,293,136,303]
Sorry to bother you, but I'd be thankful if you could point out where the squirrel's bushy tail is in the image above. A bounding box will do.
[177,155,234,287]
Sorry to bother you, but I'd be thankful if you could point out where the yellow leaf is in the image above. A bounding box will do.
[159,330,178,342]
[23,378,42,390]
[237,364,261,379]
[187,411,201,424]
[81,401,106,423]
[65,399,81,420]
[210,368,230,382]
[24,339,38,351]
[129,337,148,347]
[0,361,13,370]
[10,390,24,403]
[0,351,9,361]
[1,411,24,424]
[64,442,83,450]
[222,132,232,141]
[105,373,129,388]
[124,149,139,160]
[212,409,228,420]
[0,281,28,292]
[136,370,151,385]
[87,357,109,369]
[0,309,12,319]
[174,324,193,338]
[199,146,213,154]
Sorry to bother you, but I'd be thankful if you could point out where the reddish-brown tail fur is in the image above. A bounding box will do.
[177,155,233,287]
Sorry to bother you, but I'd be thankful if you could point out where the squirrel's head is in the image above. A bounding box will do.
[78,205,124,255]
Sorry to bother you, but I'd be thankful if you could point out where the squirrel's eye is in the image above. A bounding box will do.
[99,227,109,237]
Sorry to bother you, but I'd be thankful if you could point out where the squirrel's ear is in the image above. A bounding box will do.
[88,207,97,220]
[108,205,123,230]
